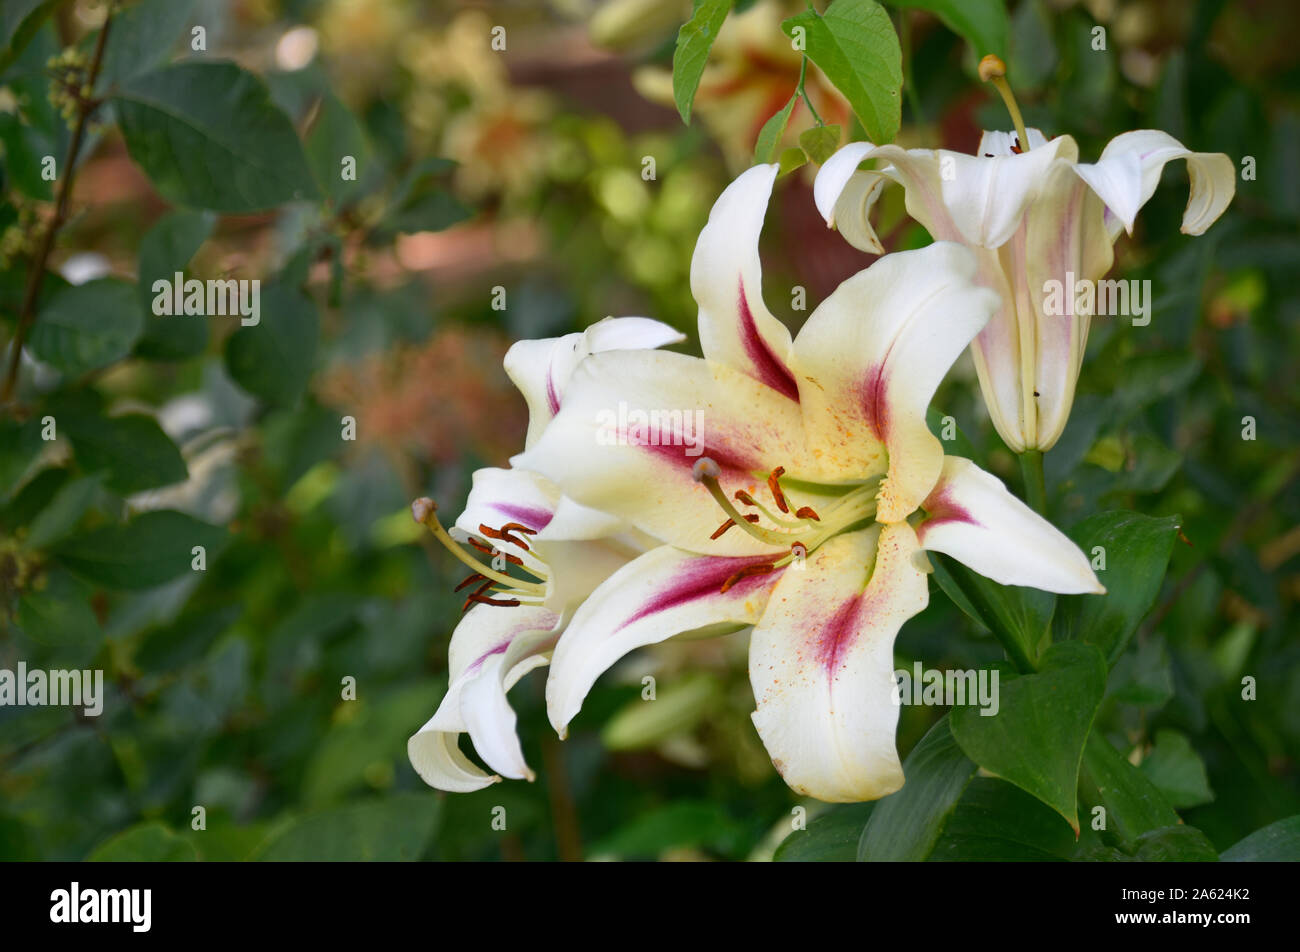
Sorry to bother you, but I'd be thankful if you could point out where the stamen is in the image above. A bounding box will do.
[461,577,497,612]
[735,485,809,530]
[711,514,761,540]
[691,459,803,547]
[412,497,546,595]
[978,54,1031,156]
[767,466,790,513]
[720,560,776,593]
[454,572,486,592]
[480,523,531,550]
[794,506,820,521]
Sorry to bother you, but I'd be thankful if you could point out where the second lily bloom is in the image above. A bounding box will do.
[814,127,1235,453]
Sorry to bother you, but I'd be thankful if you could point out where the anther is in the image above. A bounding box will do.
[767,466,790,513]
[480,523,531,550]
[720,560,776,594]
[794,506,820,521]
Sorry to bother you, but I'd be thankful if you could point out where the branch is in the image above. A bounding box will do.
[1,7,115,410]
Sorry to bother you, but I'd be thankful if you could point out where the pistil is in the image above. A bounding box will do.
[978,54,1031,155]
[411,498,548,609]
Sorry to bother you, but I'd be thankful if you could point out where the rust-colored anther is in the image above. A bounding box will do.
[767,466,790,513]
[720,560,776,593]
[734,490,757,507]
[466,594,522,609]
[455,572,486,592]
[711,519,736,540]
[479,523,530,550]
[794,506,820,522]
[500,522,538,536]
[461,577,496,612]
[791,542,808,559]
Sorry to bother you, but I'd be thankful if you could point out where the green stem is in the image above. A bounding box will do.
[1019,450,1047,515]
[796,57,824,126]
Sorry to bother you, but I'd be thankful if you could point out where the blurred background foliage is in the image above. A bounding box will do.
[0,0,1296,861]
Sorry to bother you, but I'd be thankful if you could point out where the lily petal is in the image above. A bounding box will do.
[1073,129,1235,239]
[814,141,960,252]
[916,456,1104,594]
[546,544,781,736]
[750,523,929,802]
[461,627,556,781]
[1019,164,1114,451]
[939,133,1080,248]
[515,349,822,556]
[792,243,999,518]
[504,316,685,449]
[407,604,560,792]
[690,163,799,400]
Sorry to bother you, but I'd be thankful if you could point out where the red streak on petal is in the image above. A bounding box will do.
[860,363,889,442]
[737,277,799,402]
[619,555,780,631]
[917,485,982,539]
[815,594,865,678]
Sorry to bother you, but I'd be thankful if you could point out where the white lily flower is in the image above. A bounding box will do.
[407,317,681,792]
[515,165,1104,803]
[813,126,1235,452]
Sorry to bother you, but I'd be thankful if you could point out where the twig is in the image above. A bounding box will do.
[1,7,115,409]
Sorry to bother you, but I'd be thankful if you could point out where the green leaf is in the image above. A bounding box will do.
[224,283,318,405]
[55,510,226,589]
[929,777,1077,861]
[753,95,797,164]
[60,413,187,495]
[28,279,142,376]
[672,0,733,124]
[774,803,874,861]
[859,715,976,861]
[87,822,197,861]
[0,417,45,498]
[1133,825,1219,861]
[254,793,440,861]
[23,474,102,548]
[1080,732,1180,849]
[884,0,1009,57]
[1221,816,1300,861]
[375,159,471,237]
[782,0,903,145]
[777,146,808,177]
[798,124,841,164]
[950,642,1107,831]
[930,552,1054,672]
[0,0,60,74]
[114,62,318,212]
[306,92,374,204]
[135,209,217,360]
[1055,510,1181,664]
[1138,730,1214,809]
[16,571,102,647]
[589,801,746,859]
[601,673,720,750]
[1108,635,1174,709]
[95,0,198,89]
